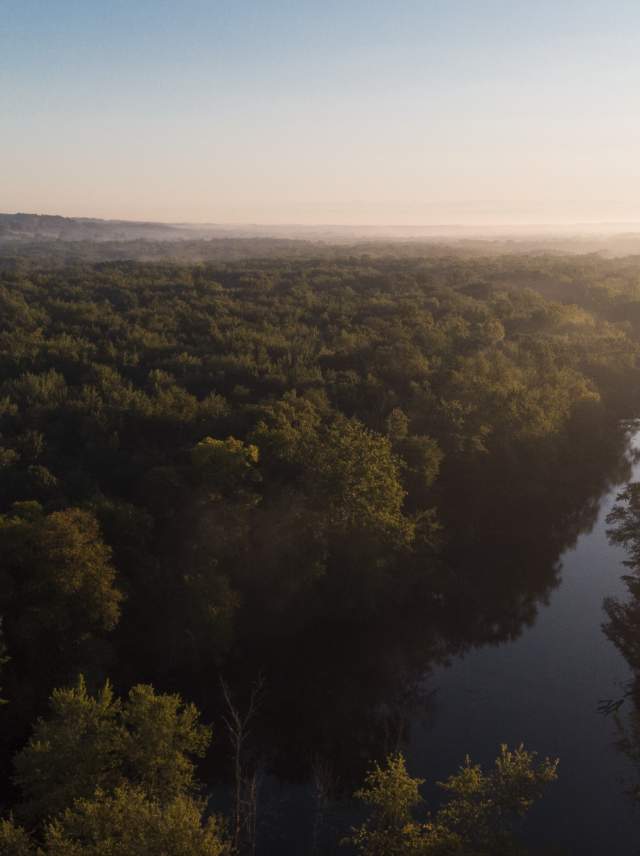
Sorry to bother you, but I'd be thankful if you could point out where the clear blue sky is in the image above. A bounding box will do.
[3,0,640,224]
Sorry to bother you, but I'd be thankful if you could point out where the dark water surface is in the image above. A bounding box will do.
[410,429,640,855]
[247,424,640,854]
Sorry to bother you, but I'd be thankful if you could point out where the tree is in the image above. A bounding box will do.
[348,753,424,856]
[220,677,264,855]
[0,504,122,684]
[250,392,323,478]
[386,408,409,442]
[14,677,211,825]
[0,791,228,856]
[191,436,260,499]
[348,746,558,856]
[119,683,211,803]
[0,818,34,856]
[43,785,227,856]
[307,417,412,543]
[434,744,559,854]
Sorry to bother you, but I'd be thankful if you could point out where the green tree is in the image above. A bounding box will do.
[14,678,211,825]
[191,436,260,498]
[249,392,323,478]
[0,505,121,661]
[43,785,227,856]
[0,818,34,856]
[308,417,412,543]
[348,746,558,856]
[348,753,424,856]
[434,744,559,854]
[119,683,211,803]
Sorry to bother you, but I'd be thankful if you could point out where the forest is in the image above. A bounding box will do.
[2,245,640,853]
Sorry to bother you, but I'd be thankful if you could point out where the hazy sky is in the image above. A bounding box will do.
[3,0,640,225]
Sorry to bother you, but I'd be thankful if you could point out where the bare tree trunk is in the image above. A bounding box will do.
[220,676,264,856]
[310,756,334,856]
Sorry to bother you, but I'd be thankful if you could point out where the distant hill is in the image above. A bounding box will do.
[5,212,640,260]
[0,213,198,242]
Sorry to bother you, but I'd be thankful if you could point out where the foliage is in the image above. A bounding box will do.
[191,436,260,498]
[0,505,122,699]
[433,745,559,854]
[307,417,412,542]
[0,247,636,853]
[349,746,558,856]
[349,753,425,856]
[14,677,211,825]
[0,818,34,856]
[43,785,227,856]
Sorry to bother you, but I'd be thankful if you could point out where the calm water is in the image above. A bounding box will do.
[410,429,640,855]
[246,425,640,854]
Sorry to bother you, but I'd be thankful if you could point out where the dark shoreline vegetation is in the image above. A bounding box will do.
[2,244,640,852]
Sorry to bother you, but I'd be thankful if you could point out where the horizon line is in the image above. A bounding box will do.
[8,211,640,231]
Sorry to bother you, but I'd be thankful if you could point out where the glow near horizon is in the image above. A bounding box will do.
[3,0,640,226]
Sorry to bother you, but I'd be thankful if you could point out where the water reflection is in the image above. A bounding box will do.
[408,425,640,856]
[603,445,640,811]
[215,419,640,854]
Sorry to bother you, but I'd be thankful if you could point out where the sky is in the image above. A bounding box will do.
[3,0,640,226]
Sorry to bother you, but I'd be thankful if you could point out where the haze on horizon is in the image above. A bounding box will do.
[3,0,640,227]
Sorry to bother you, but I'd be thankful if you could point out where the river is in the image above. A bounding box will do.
[247,423,640,854]
[409,427,640,854]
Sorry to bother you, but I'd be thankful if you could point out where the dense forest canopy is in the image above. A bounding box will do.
[3,246,640,853]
